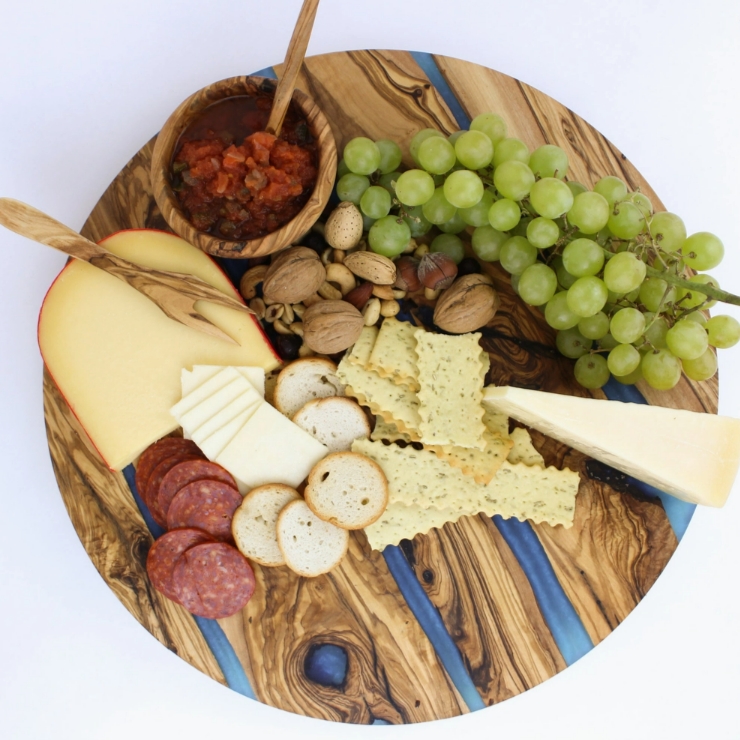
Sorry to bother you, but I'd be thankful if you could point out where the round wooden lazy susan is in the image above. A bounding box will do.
[43,50,717,724]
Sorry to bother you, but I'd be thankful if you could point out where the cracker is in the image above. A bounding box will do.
[424,429,514,484]
[345,326,379,368]
[483,407,510,438]
[337,358,422,439]
[367,318,421,391]
[507,427,545,467]
[414,331,487,449]
[371,417,412,444]
[364,503,464,550]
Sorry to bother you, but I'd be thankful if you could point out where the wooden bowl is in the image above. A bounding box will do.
[151,75,336,259]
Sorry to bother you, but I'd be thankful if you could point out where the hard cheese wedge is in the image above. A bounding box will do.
[483,385,740,507]
[38,230,279,470]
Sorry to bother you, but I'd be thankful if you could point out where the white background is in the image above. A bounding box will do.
[2,1,739,738]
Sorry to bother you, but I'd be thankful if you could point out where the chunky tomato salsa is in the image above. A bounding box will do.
[172,94,317,241]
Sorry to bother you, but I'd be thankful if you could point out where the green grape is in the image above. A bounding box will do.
[493,161,535,200]
[518,263,558,305]
[603,251,646,293]
[608,201,646,240]
[625,286,641,303]
[470,113,507,144]
[459,190,495,227]
[422,187,457,224]
[410,129,445,165]
[567,276,608,317]
[578,312,610,340]
[641,349,682,390]
[360,185,392,219]
[500,236,537,275]
[593,175,628,204]
[444,170,484,209]
[676,274,719,309]
[362,214,376,231]
[706,315,740,349]
[545,291,580,330]
[337,159,351,179]
[682,348,718,381]
[374,139,403,175]
[607,344,641,378]
[610,307,646,344]
[666,320,708,360]
[336,173,370,204]
[574,353,610,388]
[614,363,643,385]
[639,277,677,312]
[567,191,610,234]
[454,130,494,169]
[403,206,433,237]
[562,238,605,277]
[378,171,401,194]
[649,212,686,252]
[529,144,569,179]
[556,327,593,358]
[598,333,620,351]
[395,169,435,207]
[343,137,381,175]
[566,181,588,197]
[368,215,411,258]
[488,198,521,231]
[448,130,466,145]
[472,225,508,262]
[510,218,531,238]
[492,138,530,167]
[552,255,578,289]
[682,232,724,271]
[682,311,708,326]
[643,314,669,349]
[529,177,574,219]
[418,136,457,175]
[437,210,467,234]
[431,233,465,264]
[526,217,560,248]
[631,192,653,218]
[510,273,521,295]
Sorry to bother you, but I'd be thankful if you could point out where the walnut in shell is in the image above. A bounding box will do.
[433,274,499,333]
[303,300,364,354]
[343,251,396,285]
[263,247,326,304]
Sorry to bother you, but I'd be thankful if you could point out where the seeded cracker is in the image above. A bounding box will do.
[424,429,514,484]
[367,317,421,390]
[337,358,422,439]
[507,427,545,466]
[483,407,510,437]
[371,417,412,444]
[345,326,379,368]
[364,503,463,550]
[414,331,487,449]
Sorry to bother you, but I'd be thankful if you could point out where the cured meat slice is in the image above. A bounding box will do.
[146,528,214,602]
[172,542,255,619]
[145,450,205,527]
[135,437,202,499]
[157,460,237,521]
[166,480,242,541]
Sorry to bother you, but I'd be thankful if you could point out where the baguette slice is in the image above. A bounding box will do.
[277,500,349,577]
[274,358,345,418]
[232,484,301,567]
[305,451,388,530]
[292,397,371,453]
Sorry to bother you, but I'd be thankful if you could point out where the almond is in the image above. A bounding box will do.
[343,251,396,285]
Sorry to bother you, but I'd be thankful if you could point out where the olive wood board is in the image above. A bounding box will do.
[42,49,716,724]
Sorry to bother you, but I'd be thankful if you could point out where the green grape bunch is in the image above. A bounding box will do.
[335,119,740,392]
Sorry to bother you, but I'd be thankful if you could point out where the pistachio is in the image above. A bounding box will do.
[433,274,500,333]
[363,297,381,326]
[262,247,326,304]
[324,201,364,250]
[343,251,397,285]
[239,265,268,300]
[303,300,364,354]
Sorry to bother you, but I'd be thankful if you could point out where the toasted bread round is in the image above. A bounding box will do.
[305,452,388,530]
[274,358,345,419]
[292,397,371,453]
[276,499,349,577]
[232,484,301,566]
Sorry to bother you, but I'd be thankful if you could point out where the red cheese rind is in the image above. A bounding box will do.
[146,450,205,527]
[146,528,214,603]
[172,542,255,619]
[166,480,242,541]
[135,438,203,500]
[158,460,237,521]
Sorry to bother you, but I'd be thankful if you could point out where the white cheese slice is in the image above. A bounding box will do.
[482,386,740,508]
[181,365,266,398]
[216,401,328,493]
[191,386,263,447]
[178,376,255,433]
[170,367,242,423]
[199,404,261,462]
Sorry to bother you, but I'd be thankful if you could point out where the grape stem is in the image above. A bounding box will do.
[644,266,740,306]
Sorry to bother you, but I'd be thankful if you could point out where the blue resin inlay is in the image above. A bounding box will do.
[493,516,594,665]
[410,52,471,130]
[383,546,486,712]
[122,464,166,539]
[304,644,348,687]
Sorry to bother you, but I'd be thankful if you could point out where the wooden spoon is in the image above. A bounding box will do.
[0,198,253,344]
[265,0,321,137]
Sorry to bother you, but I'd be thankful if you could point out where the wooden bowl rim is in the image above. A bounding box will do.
[150,74,336,259]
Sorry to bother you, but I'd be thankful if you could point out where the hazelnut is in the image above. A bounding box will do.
[418,252,458,290]
[394,256,421,292]
[263,247,326,304]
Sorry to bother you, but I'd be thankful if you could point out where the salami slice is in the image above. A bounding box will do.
[166,480,242,541]
[158,460,237,521]
[135,437,202,498]
[146,528,214,602]
[145,450,205,527]
[172,542,255,619]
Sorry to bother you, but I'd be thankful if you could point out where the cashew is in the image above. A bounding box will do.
[239,265,268,300]
[290,321,304,337]
[248,297,266,319]
[414,244,430,260]
[424,287,441,301]
[372,284,395,301]
[273,319,292,335]
[318,281,343,300]
[264,304,285,323]
[392,288,407,300]
[380,299,400,318]
[303,293,323,307]
[282,303,295,325]
[325,263,356,296]
[321,247,333,267]
[292,303,306,318]
[363,297,381,326]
